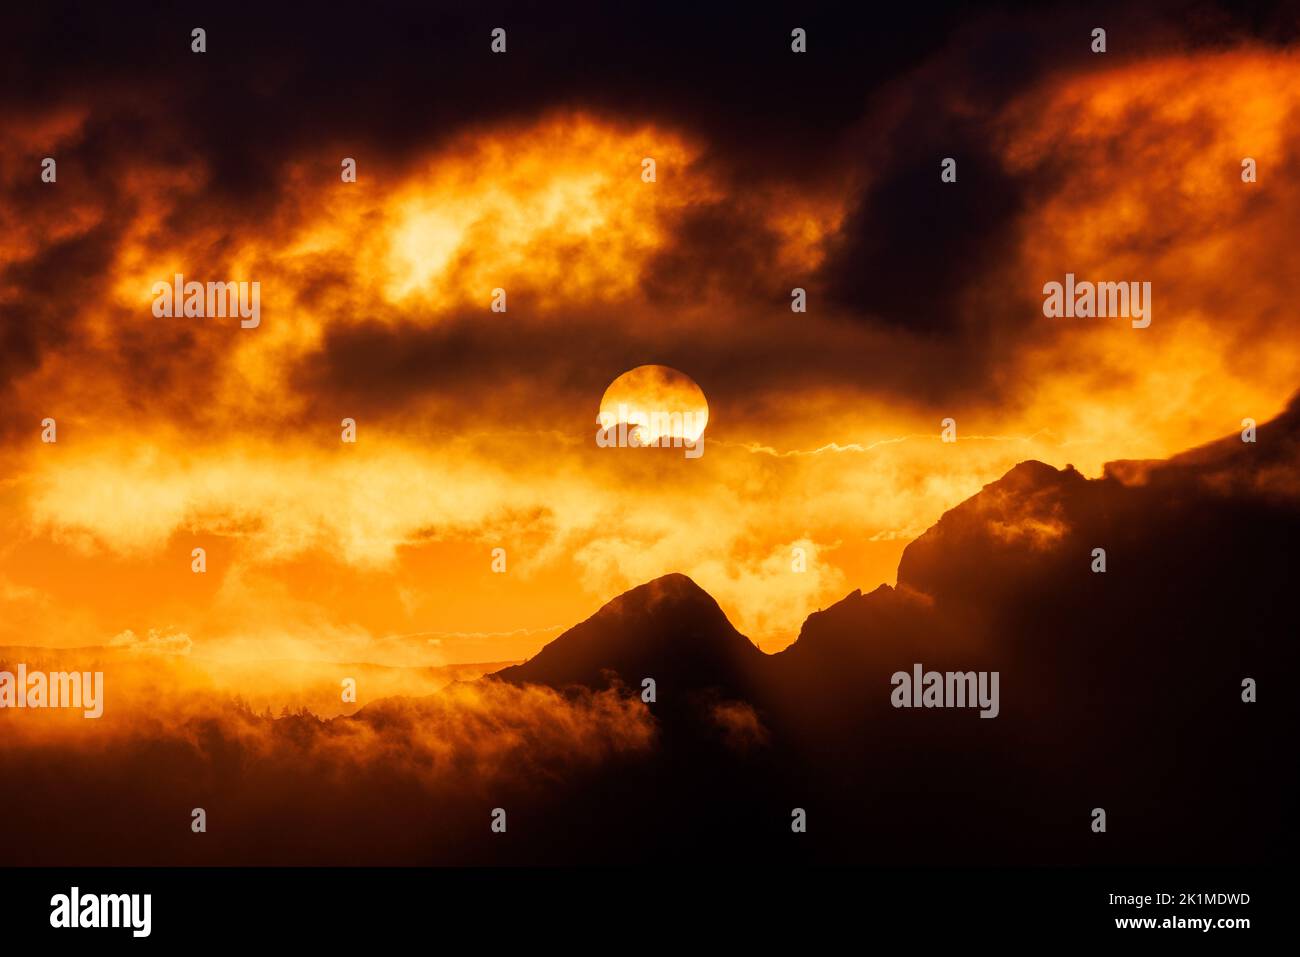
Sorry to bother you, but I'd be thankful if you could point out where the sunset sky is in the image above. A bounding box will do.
[2,3,1298,683]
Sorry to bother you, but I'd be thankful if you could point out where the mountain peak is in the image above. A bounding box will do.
[604,572,717,613]
[493,573,761,693]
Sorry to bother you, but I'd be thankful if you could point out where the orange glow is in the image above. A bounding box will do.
[3,47,1300,706]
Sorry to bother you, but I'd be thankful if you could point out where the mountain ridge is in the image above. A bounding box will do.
[488,391,1300,725]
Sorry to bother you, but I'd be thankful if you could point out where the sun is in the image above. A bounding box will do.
[597,365,709,446]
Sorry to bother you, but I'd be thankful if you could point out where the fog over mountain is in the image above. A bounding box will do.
[5,395,1290,864]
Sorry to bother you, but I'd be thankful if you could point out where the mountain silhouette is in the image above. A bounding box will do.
[495,572,764,698]
[481,393,1297,864]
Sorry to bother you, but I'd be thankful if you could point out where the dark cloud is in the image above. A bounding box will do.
[2,0,1298,439]
[0,227,116,377]
[287,301,979,434]
[640,201,786,307]
[2,1,964,188]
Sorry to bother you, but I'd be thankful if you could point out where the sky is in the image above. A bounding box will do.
[2,0,1299,676]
